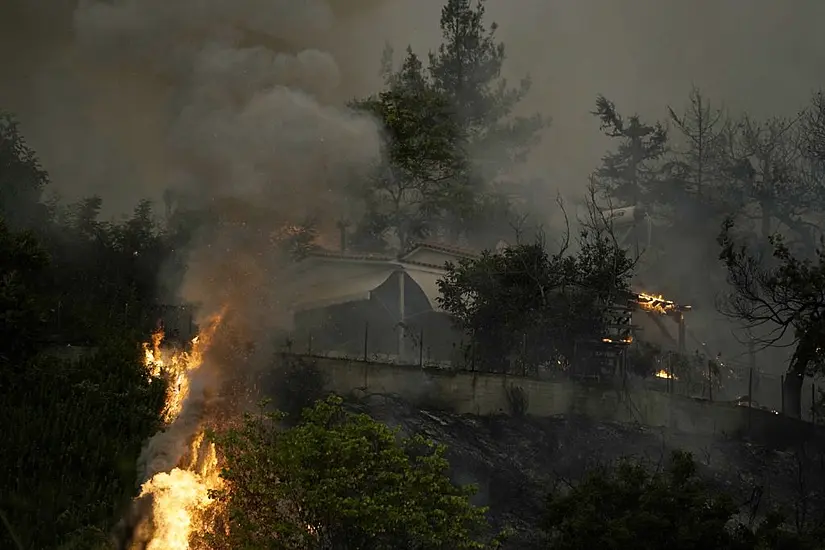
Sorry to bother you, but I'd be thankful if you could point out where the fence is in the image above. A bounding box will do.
[38,301,195,346]
[284,320,824,423]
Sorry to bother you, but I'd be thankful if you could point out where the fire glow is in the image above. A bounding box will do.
[136,312,225,549]
[654,369,677,380]
[636,292,677,315]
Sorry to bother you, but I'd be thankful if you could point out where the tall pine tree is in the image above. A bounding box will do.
[592,95,668,208]
[428,0,545,181]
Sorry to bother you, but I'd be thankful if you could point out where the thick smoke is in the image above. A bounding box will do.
[3,1,823,369]
[68,0,385,337]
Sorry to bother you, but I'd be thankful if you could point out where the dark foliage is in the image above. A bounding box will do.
[0,341,166,549]
[543,450,818,550]
[592,95,668,206]
[272,354,328,421]
[718,218,825,418]
[437,225,634,372]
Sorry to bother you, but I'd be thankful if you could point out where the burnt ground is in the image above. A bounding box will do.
[347,393,825,549]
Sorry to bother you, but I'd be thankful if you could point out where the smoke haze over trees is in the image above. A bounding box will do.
[3,0,825,548]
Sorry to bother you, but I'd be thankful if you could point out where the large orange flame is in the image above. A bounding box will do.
[137,310,226,549]
[636,291,677,315]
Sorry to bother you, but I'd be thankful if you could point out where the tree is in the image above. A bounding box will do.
[718,218,825,418]
[369,0,545,248]
[665,87,728,210]
[0,112,49,229]
[542,450,813,550]
[437,198,634,372]
[802,90,825,165]
[592,95,668,207]
[0,339,166,550]
[716,113,821,253]
[204,395,497,549]
[352,49,469,249]
[427,0,545,179]
[0,219,50,362]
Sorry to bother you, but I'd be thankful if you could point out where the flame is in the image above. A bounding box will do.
[654,369,677,380]
[602,336,633,344]
[136,310,226,549]
[138,434,224,550]
[636,291,678,315]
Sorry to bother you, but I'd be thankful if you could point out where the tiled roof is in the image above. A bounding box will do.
[401,240,479,259]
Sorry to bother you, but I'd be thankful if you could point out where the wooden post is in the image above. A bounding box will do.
[307,331,313,356]
[812,383,816,423]
[363,322,369,362]
[781,375,785,414]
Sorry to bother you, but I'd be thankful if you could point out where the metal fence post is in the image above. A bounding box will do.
[363,322,369,362]
[708,361,713,402]
[419,327,424,367]
[748,367,754,433]
[521,333,527,377]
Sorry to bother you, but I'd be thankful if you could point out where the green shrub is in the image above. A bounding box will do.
[0,339,165,549]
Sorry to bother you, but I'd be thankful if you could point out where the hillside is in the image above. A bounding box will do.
[347,393,825,549]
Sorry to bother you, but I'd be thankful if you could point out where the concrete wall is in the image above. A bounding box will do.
[306,355,824,448]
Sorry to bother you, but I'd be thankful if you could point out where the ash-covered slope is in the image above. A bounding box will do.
[349,394,825,549]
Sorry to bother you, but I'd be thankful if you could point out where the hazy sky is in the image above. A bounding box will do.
[2,0,823,217]
[2,0,821,369]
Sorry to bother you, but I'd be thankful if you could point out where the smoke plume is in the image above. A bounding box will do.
[3,0,824,378]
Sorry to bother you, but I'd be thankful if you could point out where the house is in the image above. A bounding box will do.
[280,242,478,363]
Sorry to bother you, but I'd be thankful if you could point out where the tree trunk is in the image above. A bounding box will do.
[783,371,804,418]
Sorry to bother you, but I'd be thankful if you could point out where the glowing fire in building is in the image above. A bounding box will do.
[654,369,677,380]
[636,291,678,315]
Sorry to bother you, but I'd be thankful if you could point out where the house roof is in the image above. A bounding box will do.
[282,241,477,314]
[401,240,479,260]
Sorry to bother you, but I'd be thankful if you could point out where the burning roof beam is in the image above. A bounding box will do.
[633,291,692,315]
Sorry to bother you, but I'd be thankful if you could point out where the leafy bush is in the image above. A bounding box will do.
[543,450,818,550]
[204,395,500,549]
[272,354,327,420]
[0,339,165,549]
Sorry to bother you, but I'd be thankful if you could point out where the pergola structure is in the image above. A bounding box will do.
[280,242,478,360]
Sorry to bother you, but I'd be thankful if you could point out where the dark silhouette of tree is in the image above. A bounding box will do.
[0,112,49,229]
[718,218,825,418]
[352,49,468,249]
[592,95,668,207]
[0,219,50,362]
[437,194,634,371]
[716,113,821,253]
[366,0,547,249]
[665,87,728,209]
[427,0,545,179]
[543,450,815,550]
[803,90,825,164]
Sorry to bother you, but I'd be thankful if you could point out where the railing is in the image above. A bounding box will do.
[282,321,824,424]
